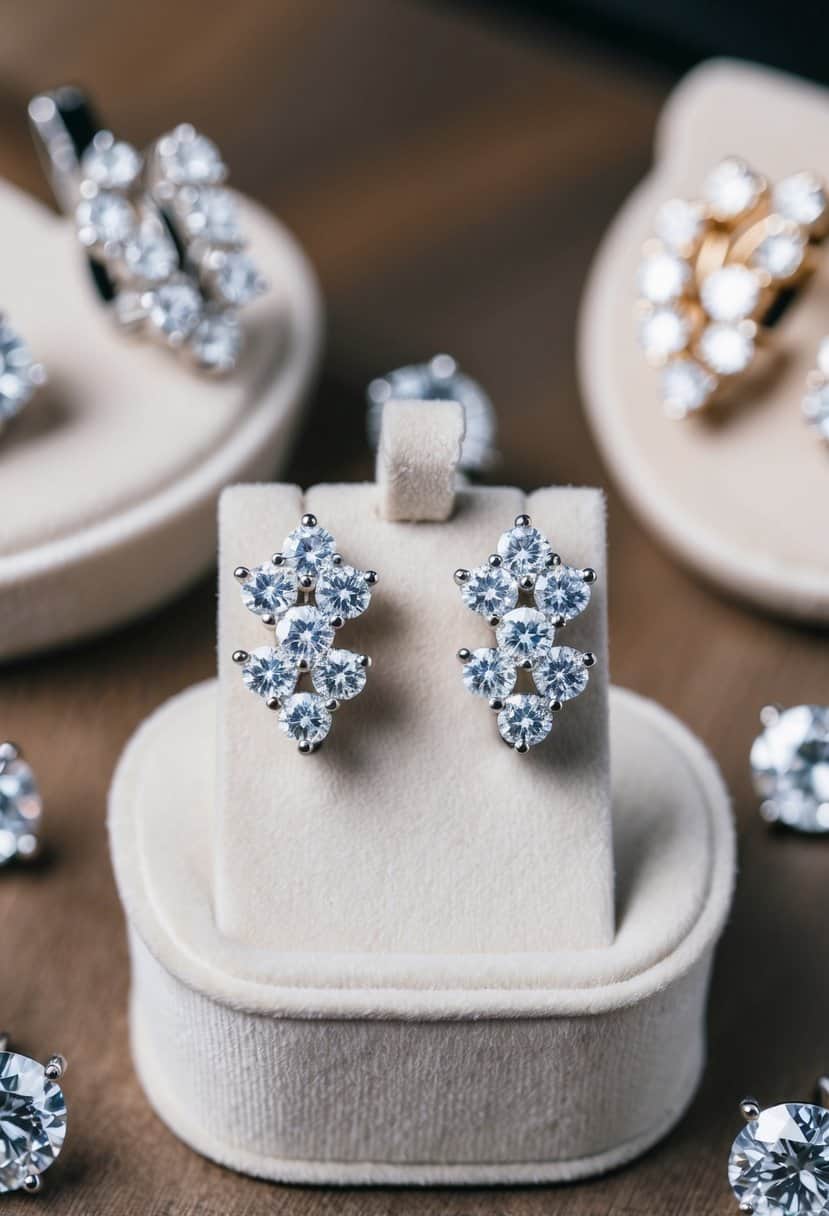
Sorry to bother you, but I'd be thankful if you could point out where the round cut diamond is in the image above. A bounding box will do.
[728,1102,829,1216]
[81,136,142,190]
[654,198,703,253]
[661,358,717,417]
[460,564,518,618]
[76,190,135,246]
[704,157,763,221]
[637,250,690,305]
[752,230,805,279]
[275,606,335,666]
[282,523,335,579]
[278,693,332,746]
[698,323,754,376]
[315,564,371,621]
[496,525,552,577]
[157,126,225,186]
[312,650,368,701]
[496,607,554,663]
[497,694,553,750]
[773,171,827,227]
[240,562,297,618]
[534,565,591,622]
[123,220,178,283]
[208,252,265,306]
[240,646,297,702]
[179,187,242,245]
[533,646,590,702]
[0,1051,67,1192]
[461,648,517,700]
[0,321,43,422]
[147,280,203,341]
[700,265,760,322]
[0,753,41,865]
[638,306,691,362]
[189,312,242,373]
[803,382,829,441]
[751,705,829,832]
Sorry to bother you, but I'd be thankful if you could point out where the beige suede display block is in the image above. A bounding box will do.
[0,181,322,659]
[579,59,829,622]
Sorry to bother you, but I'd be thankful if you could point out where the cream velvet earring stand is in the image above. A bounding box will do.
[109,402,734,1184]
[579,59,829,623]
[0,180,321,660]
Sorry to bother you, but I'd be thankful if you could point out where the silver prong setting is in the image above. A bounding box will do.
[233,566,250,583]
[740,1097,762,1122]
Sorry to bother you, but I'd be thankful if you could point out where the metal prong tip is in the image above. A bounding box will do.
[44,1055,67,1081]
[582,567,598,584]
[488,554,503,568]
[266,697,282,712]
[299,575,314,591]
[518,575,535,592]
[297,659,310,672]
[232,650,249,665]
[740,1097,761,1122]
[760,704,783,727]
[331,553,344,566]
[365,570,379,586]
[583,652,596,667]
[457,648,472,663]
[325,699,340,713]
[547,552,562,567]
[358,654,372,669]
[0,742,19,767]
[759,799,780,824]
[262,614,276,627]
[301,513,317,528]
[515,741,530,754]
[514,514,531,528]
[0,1031,10,1053]
[331,616,345,630]
[489,698,504,712]
[520,659,533,671]
[818,1076,829,1109]
[550,700,563,712]
[487,615,501,627]
[297,740,315,755]
[22,1175,42,1193]
[233,566,250,582]
[454,569,471,585]
[271,553,285,566]
[739,1204,753,1213]
[553,614,566,629]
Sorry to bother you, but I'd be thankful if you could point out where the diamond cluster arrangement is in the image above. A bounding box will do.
[803,335,829,443]
[750,704,829,833]
[0,1049,67,1194]
[232,515,377,754]
[75,123,266,373]
[636,157,828,417]
[0,316,46,427]
[0,741,42,865]
[728,1098,829,1216]
[454,514,596,753]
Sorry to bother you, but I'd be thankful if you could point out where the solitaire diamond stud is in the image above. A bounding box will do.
[0,742,43,866]
[750,704,829,833]
[0,1034,68,1194]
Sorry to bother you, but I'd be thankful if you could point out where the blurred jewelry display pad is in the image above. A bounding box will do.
[0,179,321,660]
[108,410,734,1184]
[579,59,829,623]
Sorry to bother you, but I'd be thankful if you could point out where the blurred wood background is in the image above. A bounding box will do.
[0,2,827,1214]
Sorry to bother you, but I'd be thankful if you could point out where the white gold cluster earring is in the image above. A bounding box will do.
[232,514,377,754]
[0,1033,68,1194]
[454,514,597,753]
[0,742,42,865]
[0,317,47,433]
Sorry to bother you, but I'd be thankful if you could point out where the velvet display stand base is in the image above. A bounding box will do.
[579,59,829,623]
[0,180,322,660]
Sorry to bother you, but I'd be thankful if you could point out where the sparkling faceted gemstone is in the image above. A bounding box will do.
[703,157,763,221]
[146,280,203,341]
[189,312,242,373]
[157,126,225,186]
[278,693,332,747]
[208,251,265,306]
[496,525,552,577]
[534,564,591,622]
[240,561,298,618]
[179,187,242,245]
[497,694,553,750]
[315,564,371,621]
[76,190,135,246]
[240,646,297,702]
[81,136,142,190]
[700,265,760,323]
[637,250,690,305]
[752,230,805,280]
[275,606,335,666]
[0,321,43,421]
[0,752,41,865]
[661,358,717,416]
[698,323,754,376]
[728,1102,829,1216]
[773,171,828,227]
[281,523,336,579]
[460,564,519,619]
[533,646,590,702]
[123,220,179,283]
[750,705,829,832]
[496,607,554,664]
[638,305,691,362]
[654,198,703,253]
[0,1051,67,1192]
[461,648,517,700]
[312,650,368,701]
[803,381,829,441]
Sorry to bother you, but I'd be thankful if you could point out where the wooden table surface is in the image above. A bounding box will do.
[1,3,827,1213]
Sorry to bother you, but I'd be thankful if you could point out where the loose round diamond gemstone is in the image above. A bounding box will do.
[81,135,142,191]
[312,650,368,701]
[0,321,43,422]
[460,564,519,618]
[750,705,829,832]
[533,646,590,702]
[275,606,335,666]
[704,157,763,221]
[661,358,717,417]
[0,752,41,865]
[728,1102,829,1216]
[637,250,691,305]
[497,694,553,750]
[700,265,761,323]
[240,561,298,618]
[179,187,242,245]
[207,251,265,306]
[654,198,703,253]
[146,280,203,342]
[123,220,179,283]
[638,305,691,362]
[240,646,297,702]
[534,565,591,622]
[315,564,371,621]
[496,525,552,577]
[496,607,554,664]
[698,323,755,376]
[461,648,517,700]
[157,126,225,186]
[189,311,242,373]
[803,382,829,441]
[282,523,336,579]
[0,1051,67,1192]
[278,693,332,747]
[752,229,805,280]
[773,171,828,227]
[76,190,135,247]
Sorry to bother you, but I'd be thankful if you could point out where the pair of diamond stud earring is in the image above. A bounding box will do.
[232,513,597,754]
[636,155,829,441]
